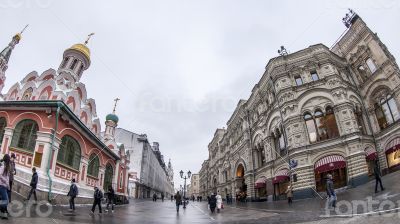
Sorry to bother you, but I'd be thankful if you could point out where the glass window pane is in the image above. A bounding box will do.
[295,76,303,86]
[315,116,327,141]
[382,103,394,125]
[324,114,340,139]
[366,58,377,73]
[279,135,285,150]
[387,98,400,122]
[375,106,387,129]
[305,119,317,143]
[0,117,6,145]
[311,71,319,81]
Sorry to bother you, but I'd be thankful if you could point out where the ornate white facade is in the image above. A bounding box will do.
[199,12,400,201]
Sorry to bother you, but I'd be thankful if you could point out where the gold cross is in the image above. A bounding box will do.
[84,33,95,45]
[113,98,120,113]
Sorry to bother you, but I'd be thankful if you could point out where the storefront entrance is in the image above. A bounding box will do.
[235,164,247,201]
[314,155,347,192]
[385,138,400,171]
[272,169,290,200]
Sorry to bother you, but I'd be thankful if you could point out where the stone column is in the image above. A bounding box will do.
[1,127,13,155]
[244,173,255,201]
[334,103,359,136]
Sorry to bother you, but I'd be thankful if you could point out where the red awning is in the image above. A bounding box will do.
[272,169,289,184]
[255,177,266,189]
[314,155,346,173]
[365,147,377,161]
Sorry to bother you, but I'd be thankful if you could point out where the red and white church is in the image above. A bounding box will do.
[0,31,130,204]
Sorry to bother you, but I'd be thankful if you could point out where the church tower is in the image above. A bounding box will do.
[103,98,120,142]
[0,27,25,95]
[57,33,93,83]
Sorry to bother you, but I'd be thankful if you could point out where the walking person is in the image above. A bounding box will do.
[174,191,182,212]
[161,193,164,202]
[67,178,78,212]
[216,191,222,213]
[326,174,336,209]
[374,161,385,193]
[7,153,16,203]
[26,167,38,203]
[153,193,157,202]
[208,193,217,213]
[0,154,11,219]
[105,185,115,213]
[285,185,293,205]
[91,186,103,214]
[171,195,174,202]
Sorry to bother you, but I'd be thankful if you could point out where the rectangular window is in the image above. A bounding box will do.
[33,152,42,168]
[366,58,377,73]
[295,76,303,86]
[311,71,319,81]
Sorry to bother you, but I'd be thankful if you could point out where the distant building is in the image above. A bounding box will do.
[114,128,174,198]
[188,174,199,198]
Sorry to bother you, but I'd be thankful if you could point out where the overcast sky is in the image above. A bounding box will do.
[1,0,399,188]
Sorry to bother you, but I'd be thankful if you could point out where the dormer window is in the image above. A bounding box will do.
[295,76,303,86]
[366,58,377,73]
[311,71,319,81]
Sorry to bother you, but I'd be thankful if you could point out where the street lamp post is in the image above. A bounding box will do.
[180,170,192,209]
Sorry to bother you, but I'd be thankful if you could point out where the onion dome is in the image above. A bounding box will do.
[106,113,119,123]
[67,43,90,62]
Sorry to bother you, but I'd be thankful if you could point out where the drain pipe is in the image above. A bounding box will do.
[46,102,61,202]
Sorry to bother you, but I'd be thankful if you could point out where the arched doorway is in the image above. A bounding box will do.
[385,137,400,171]
[235,164,247,202]
[104,163,114,190]
[314,155,347,192]
[272,169,290,200]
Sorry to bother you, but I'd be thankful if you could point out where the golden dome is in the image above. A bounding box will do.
[14,33,22,42]
[68,43,90,61]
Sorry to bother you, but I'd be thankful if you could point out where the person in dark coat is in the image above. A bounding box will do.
[174,191,182,212]
[208,193,217,213]
[26,167,38,203]
[374,161,385,193]
[161,193,165,202]
[91,186,103,214]
[7,153,16,203]
[153,193,157,202]
[67,178,78,212]
[326,174,336,209]
[106,185,115,213]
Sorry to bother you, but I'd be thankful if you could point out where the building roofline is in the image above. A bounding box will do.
[0,100,120,160]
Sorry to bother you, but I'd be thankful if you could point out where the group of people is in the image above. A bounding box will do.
[208,192,223,213]
[152,193,165,202]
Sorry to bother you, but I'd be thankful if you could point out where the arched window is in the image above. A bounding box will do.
[274,129,286,156]
[87,154,100,177]
[375,94,400,129]
[0,117,6,145]
[324,106,339,139]
[104,163,114,190]
[366,58,377,73]
[304,107,339,144]
[70,59,78,70]
[304,113,317,143]
[22,87,33,100]
[57,135,81,170]
[77,65,84,76]
[11,119,38,151]
[314,109,328,141]
[119,170,123,189]
[61,57,69,68]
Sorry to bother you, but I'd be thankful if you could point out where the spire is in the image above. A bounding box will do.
[0,25,27,63]
[104,98,120,142]
[0,25,28,94]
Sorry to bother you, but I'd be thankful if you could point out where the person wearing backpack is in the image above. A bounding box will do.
[67,178,78,212]
[91,186,103,214]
